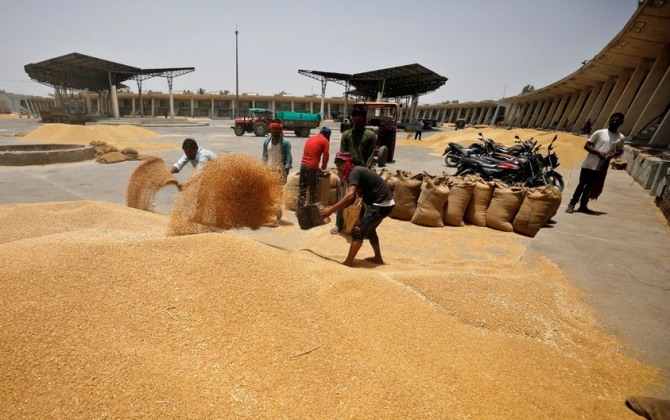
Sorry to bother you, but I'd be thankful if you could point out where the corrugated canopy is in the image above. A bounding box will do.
[299,64,447,99]
[24,52,194,92]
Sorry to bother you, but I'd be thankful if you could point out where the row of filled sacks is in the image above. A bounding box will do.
[379,169,562,238]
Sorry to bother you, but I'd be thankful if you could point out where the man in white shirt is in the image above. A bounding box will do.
[261,122,293,223]
[170,138,216,175]
[566,112,625,214]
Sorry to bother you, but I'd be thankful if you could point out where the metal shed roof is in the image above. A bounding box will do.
[299,63,448,99]
[24,52,194,92]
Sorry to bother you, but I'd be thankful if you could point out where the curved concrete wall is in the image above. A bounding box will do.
[417,0,670,148]
[0,144,95,166]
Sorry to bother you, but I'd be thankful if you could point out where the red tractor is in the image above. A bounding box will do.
[232,108,321,137]
[232,108,273,137]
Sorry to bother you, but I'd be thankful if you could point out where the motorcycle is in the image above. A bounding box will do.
[455,135,564,191]
[533,135,564,191]
[442,141,486,167]
[443,133,535,167]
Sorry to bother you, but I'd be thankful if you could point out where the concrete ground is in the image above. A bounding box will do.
[1,118,668,393]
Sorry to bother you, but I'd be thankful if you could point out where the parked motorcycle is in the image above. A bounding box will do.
[443,133,535,167]
[455,135,564,191]
[442,141,486,167]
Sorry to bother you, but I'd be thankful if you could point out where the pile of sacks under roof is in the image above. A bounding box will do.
[283,168,562,238]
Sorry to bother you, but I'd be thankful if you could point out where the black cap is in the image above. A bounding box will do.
[351,106,367,116]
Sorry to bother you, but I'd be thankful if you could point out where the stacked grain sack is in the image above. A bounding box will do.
[410,177,450,227]
[389,172,424,221]
[512,185,562,237]
[380,169,561,237]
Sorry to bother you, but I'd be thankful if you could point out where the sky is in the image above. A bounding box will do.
[0,0,638,105]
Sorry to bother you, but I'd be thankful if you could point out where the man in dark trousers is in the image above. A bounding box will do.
[298,126,331,208]
[566,112,625,214]
[415,118,424,140]
[320,152,395,267]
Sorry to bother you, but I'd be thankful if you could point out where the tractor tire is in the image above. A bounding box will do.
[234,126,245,136]
[253,122,268,137]
[377,146,389,167]
[299,127,311,137]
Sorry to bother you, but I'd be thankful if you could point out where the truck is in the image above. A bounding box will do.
[354,101,399,167]
[39,99,90,125]
[231,107,321,137]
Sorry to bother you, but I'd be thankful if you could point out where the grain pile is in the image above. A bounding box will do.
[21,123,178,152]
[126,157,180,211]
[167,153,282,235]
[399,127,589,169]
[0,199,664,418]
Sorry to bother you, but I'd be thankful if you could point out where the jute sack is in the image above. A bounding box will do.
[316,173,332,205]
[327,172,340,205]
[546,185,563,222]
[411,178,450,227]
[390,173,423,221]
[328,169,340,188]
[385,170,408,194]
[444,177,476,226]
[485,182,525,232]
[97,151,127,164]
[512,185,562,237]
[378,168,391,183]
[343,196,363,234]
[283,171,300,212]
[464,178,494,227]
[432,172,452,186]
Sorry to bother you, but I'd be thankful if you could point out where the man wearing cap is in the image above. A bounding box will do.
[320,152,395,267]
[298,126,331,208]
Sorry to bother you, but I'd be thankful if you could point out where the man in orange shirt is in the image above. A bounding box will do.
[298,126,331,208]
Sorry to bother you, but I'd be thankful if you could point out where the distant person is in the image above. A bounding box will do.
[262,121,293,222]
[170,138,216,175]
[298,126,331,208]
[415,118,423,140]
[581,118,592,135]
[320,152,395,267]
[332,106,377,234]
[566,112,625,215]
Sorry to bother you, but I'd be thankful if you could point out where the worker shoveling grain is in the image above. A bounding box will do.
[126,157,180,212]
[167,152,283,235]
